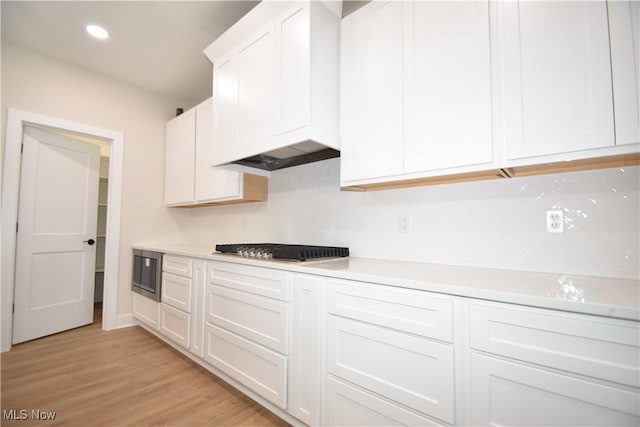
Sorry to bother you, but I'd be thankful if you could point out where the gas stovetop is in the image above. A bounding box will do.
[215,243,349,261]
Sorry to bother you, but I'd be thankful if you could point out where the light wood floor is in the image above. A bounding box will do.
[1,305,290,427]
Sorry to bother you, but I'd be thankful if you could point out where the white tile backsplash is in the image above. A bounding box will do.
[181,159,639,279]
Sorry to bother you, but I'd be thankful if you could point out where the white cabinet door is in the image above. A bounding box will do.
[326,316,455,424]
[212,54,238,166]
[206,284,290,354]
[404,1,493,173]
[237,24,276,153]
[194,98,242,202]
[341,0,495,184]
[340,0,404,182]
[468,302,640,387]
[163,254,193,278]
[275,3,310,135]
[502,0,614,160]
[133,293,160,330]
[467,301,640,426]
[288,274,323,426]
[327,279,454,343]
[207,260,291,301]
[609,0,640,146]
[469,352,640,426]
[161,272,192,313]
[160,303,190,349]
[204,323,287,409]
[165,109,195,205]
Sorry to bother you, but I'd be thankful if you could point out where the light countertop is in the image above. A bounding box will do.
[132,243,640,321]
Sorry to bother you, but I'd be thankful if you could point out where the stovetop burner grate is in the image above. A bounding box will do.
[215,243,349,261]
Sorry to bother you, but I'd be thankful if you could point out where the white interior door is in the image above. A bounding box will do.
[12,126,100,344]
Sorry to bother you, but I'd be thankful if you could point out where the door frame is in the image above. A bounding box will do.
[2,108,124,352]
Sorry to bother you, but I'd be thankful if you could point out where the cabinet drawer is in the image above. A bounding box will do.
[163,254,193,277]
[326,316,455,424]
[133,293,160,330]
[327,279,453,343]
[160,303,190,349]
[206,284,290,354]
[469,302,640,387]
[470,352,640,426]
[204,323,287,409]
[207,261,291,301]
[162,272,192,312]
[324,376,443,427]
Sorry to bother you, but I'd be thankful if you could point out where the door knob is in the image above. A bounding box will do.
[84,238,96,245]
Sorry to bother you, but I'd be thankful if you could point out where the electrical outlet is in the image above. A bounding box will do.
[546,210,564,233]
[399,214,412,233]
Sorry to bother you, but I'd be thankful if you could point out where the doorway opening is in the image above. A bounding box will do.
[1,108,125,351]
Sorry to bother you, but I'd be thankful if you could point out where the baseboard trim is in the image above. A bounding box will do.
[114,314,138,329]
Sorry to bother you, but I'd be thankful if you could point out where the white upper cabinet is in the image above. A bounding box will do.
[341,0,496,186]
[609,0,640,146]
[340,1,404,182]
[404,1,493,173]
[165,108,196,205]
[165,98,267,207]
[194,99,248,202]
[341,0,639,190]
[204,0,340,167]
[501,1,614,160]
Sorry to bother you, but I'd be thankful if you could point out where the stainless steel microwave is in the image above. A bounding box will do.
[132,249,163,301]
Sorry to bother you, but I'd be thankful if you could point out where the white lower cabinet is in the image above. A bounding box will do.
[206,284,290,354]
[160,303,190,348]
[159,254,194,350]
[468,301,640,426]
[132,293,160,330]
[470,352,639,426]
[161,272,192,313]
[326,278,453,342]
[207,260,291,301]
[204,323,287,408]
[324,376,442,427]
[288,274,324,426]
[324,279,456,426]
[468,301,640,387]
[163,254,193,277]
[325,316,455,425]
[135,256,640,427]
[204,261,292,410]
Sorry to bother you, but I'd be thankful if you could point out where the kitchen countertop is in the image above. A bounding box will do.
[133,243,640,321]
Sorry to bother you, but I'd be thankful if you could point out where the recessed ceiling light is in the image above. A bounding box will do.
[86,24,109,40]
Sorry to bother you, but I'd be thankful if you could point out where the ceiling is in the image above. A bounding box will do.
[1,1,366,107]
[1,1,261,106]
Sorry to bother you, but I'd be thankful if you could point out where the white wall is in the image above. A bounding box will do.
[179,158,639,280]
[1,42,195,323]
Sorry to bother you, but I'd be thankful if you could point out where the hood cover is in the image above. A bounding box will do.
[232,147,340,172]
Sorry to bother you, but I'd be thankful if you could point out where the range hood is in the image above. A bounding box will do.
[204,0,342,176]
[232,142,340,172]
